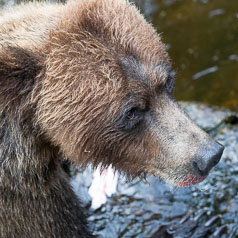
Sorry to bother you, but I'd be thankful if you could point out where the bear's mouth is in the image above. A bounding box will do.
[178,175,207,187]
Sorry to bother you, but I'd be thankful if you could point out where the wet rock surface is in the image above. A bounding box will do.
[71,102,238,238]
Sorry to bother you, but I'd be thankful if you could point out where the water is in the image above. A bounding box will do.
[134,0,238,112]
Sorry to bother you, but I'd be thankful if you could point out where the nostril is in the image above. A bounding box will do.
[192,161,207,176]
[212,154,220,166]
[212,143,224,166]
[212,159,218,167]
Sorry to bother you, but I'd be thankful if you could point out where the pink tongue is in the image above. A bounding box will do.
[178,175,206,187]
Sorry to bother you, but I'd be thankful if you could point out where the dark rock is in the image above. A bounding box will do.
[71,102,238,237]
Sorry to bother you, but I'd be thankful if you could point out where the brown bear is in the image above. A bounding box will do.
[0,0,224,237]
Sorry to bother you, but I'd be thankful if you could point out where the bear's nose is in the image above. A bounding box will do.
[192,141,224,176]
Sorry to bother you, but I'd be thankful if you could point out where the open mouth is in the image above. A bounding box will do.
[178,175,207,187]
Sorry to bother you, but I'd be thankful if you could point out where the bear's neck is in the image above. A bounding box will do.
[0,109,61,193]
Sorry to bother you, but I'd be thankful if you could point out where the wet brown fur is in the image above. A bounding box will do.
[0,0,215,237]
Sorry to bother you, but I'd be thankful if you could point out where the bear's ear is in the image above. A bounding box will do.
[0,46,41,106]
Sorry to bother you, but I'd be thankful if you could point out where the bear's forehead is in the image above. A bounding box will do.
[120,56,171,90]
[63,0,170,68]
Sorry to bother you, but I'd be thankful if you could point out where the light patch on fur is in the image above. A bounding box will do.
[0,3,63,51]
[147,93,212,186]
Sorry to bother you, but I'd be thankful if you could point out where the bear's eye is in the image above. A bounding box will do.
[120,107,144,131]
[125,108,138,121]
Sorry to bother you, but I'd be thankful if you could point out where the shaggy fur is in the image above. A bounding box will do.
[0,0,222,237]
